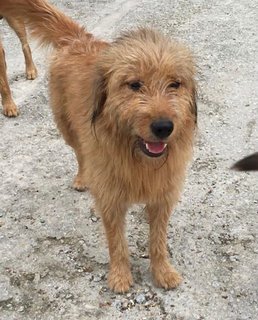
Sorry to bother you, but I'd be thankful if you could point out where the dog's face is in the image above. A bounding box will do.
[92,29,197,159]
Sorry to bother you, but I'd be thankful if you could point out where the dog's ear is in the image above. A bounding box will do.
[91,72,107,125]
[191,87,197,124]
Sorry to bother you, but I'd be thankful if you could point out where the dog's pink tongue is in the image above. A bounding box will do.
[146,142,166,154]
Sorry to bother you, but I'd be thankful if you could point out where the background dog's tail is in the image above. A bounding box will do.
[0,0,88,48]
[231,152,258,171]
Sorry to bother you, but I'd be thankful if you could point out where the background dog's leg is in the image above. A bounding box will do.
[147,201,182,289]
[97,199,133,293]
[0,40,18,117]
[6,16,37,80]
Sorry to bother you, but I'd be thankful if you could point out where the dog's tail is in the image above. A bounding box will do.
[0,0,89,48]
[231,152,258,171]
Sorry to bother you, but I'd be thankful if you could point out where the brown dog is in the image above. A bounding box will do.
[0,0,197,292]
[0,14,37,116]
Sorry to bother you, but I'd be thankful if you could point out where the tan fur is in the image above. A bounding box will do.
[0,0,197,292]
[0,14,37,116]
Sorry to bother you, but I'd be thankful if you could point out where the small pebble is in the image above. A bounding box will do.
[93,274,103,282]
[135,293,146,304]
[91,216,98,222]
[17,306,25,312]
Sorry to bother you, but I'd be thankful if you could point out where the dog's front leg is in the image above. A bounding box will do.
[0,43,18,117]
[147,201,182,289]
[97,199,133,293]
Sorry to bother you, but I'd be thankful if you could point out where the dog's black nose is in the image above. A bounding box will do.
[150,119,174,139]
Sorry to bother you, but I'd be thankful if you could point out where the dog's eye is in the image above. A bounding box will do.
[168,81,181,89]
[128,81,142,91]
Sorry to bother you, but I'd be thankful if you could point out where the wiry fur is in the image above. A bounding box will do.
[0,13,37,116]
[0,0,197,292]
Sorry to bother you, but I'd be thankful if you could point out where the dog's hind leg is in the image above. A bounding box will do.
[0,40,18,117]
[147,201,182,289]
[72,149,89,191]
[96,198,133,293]
[5,16,37,80]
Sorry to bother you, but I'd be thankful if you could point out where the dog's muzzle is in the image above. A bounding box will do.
[137,119,173,158]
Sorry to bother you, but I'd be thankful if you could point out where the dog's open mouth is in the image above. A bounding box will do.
[139,138,167,157]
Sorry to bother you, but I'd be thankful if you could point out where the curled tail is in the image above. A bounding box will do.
[0,0,89,48]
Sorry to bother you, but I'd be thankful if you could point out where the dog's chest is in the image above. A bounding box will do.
[121,165,175,203]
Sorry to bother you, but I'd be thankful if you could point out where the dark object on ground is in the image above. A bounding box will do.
[232,152,258,171]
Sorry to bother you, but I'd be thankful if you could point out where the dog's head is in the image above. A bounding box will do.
[91,28,197,160]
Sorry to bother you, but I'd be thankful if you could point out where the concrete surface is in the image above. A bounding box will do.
[0,0,257,319]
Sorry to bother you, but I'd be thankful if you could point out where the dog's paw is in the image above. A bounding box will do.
[26,65,38,80]
[3,101,19,117]
[152,262,182,289]
[108,266,133,293]
[72,175,88,191]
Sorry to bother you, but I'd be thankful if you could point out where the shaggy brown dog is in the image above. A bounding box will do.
[232,152,258,171]
[0,14,37,116]
[0,0,197,292]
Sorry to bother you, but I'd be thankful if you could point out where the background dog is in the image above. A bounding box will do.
[0,14,37,117]
[232,152,258,171]
[0,0,197,293]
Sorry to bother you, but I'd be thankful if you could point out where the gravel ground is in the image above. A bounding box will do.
[0,0,257,319]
